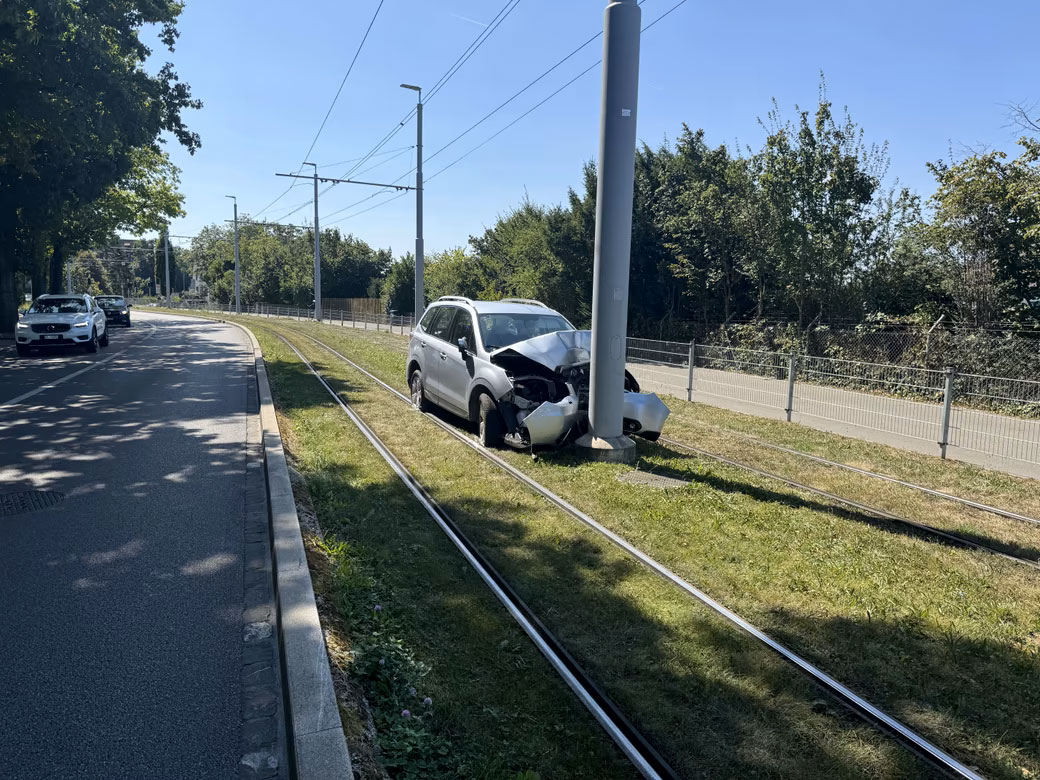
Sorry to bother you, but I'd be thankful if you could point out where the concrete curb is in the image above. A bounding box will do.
[157,311,353,780]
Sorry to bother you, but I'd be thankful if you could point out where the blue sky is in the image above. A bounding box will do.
[152,0,1039,253]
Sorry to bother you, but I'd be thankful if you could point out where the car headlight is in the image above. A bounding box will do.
[72,321,89,328]
[16,322,28,329]
[121,310,128,314]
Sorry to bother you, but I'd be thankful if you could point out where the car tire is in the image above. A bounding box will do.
[125,320,132,328]
[410,370,430,412]
[85,329,98,353]
[478,393,504,448]
[99,330,109,347]
[16,344,29,358]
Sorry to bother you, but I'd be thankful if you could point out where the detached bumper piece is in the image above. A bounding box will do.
[622,392,670,439]
[517,395,583,446]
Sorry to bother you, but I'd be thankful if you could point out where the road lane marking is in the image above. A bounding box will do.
[0,322,159,410]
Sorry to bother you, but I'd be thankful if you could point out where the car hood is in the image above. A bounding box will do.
[20,312,89,324]
[490,330,591,372]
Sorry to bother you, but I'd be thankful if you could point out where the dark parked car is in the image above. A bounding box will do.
[95,296,132,327]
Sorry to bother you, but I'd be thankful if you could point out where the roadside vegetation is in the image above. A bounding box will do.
[260,316,1040,780]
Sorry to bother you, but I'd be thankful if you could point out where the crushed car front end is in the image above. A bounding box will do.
[486,330,669,448]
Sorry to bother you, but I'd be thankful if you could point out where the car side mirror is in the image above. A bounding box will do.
[457,336,469,353]
[127,303,132,308]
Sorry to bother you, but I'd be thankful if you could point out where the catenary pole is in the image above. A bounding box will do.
[304,162,321,321]
[577,0,641,463]
[163,228,171,306]
[401,84,424,319]
[227,195,241,314]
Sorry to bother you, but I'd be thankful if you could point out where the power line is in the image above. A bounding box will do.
[257,0,385,217]
[426,0,690,183]
[315,145,414,170]
[300,0,386,165]
[331,0,521,186]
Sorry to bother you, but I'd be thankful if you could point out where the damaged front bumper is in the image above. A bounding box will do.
[505,391,670,448]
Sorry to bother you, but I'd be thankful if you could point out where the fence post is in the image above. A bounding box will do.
[785,353,797,422]
[939,365,955,459]
[686,342,696,401]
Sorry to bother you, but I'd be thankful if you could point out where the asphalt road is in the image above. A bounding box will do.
[0,312,257,779]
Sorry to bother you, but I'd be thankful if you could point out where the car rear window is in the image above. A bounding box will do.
[29,298,88,313]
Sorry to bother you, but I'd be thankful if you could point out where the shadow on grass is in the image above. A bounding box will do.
[637,442,1040,564]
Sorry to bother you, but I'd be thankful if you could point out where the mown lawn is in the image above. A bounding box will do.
[258,316,1040,780]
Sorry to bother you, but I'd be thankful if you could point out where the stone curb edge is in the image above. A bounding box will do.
[158,311,353,780]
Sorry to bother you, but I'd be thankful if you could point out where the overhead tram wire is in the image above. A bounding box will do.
[426,0,691,183]
[255,0,386,218]
[325,0,692,223]
[328,0,522,190]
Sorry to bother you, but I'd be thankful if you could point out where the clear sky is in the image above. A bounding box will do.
[150,0,1039,254]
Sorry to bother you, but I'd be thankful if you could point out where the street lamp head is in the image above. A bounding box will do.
[225,195,236,202]
[303,161,316,169]
[400,83,421,92]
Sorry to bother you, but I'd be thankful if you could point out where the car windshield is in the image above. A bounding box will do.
[29,298,87,314]
[97,298,126,309]
[478,312,573,350]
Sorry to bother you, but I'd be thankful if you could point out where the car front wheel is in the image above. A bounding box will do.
[410,370,430,412]
[99,329,109,347]
[16,344,29,358]
[85,329,98,353]
[478,393,504,448]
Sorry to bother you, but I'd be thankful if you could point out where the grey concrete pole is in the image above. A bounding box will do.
[66,263,72,294]
[305,162,321,321]
[414,98,424,320]
[227,196,241,314]
[163,229,171,306]
[577,0,641,463]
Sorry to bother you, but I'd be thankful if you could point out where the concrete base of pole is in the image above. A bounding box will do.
[574,432,637,463]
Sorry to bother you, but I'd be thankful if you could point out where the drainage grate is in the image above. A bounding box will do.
[0,490,66,516]
[617,471,689,489]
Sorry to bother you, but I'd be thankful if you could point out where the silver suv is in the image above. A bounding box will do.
[406,297,669,449]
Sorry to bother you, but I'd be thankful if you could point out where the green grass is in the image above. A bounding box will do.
[255,330,636,779]
[160,310,1040,778]
[253,316,1040,780]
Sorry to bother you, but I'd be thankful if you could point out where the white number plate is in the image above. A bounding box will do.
[41,334,59,340]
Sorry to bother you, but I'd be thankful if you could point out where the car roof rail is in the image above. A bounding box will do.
[437,295,473,304]
[500,297,548,308]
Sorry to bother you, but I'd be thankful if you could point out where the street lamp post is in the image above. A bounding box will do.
[226,195,240,314]
[401,83,423,320]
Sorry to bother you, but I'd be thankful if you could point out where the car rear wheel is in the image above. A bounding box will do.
[85,329,98,353]
[478,393,504,448]
[410,370,430,412]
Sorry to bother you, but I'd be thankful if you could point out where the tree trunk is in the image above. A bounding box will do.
[49,239,65,294]
[0,245,17,339]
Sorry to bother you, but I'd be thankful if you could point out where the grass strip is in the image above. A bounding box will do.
[254,329,635,779]
[266,317,1040,780]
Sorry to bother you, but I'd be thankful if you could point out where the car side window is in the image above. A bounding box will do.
[450,310,474,348]
[427,307,457,342]
[418,308,439,332]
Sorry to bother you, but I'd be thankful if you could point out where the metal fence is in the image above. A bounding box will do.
[153,301,1039,469]
[626,337,1040,469]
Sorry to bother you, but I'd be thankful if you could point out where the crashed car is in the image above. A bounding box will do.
[406,296,669,448]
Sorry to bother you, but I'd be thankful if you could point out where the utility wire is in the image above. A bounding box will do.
[333,0,521,184]
[256,0,385,217]
[315,145,414,170]
[426,0,689,183]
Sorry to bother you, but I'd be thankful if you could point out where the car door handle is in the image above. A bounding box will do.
[439,352,447,360]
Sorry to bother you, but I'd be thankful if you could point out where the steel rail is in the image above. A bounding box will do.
[269,330,675,780]
[692,429,1040,527]
[276,325,985,780]
[657,437,1039,572]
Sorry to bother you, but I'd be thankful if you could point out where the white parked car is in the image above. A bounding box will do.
[16,294,109,357]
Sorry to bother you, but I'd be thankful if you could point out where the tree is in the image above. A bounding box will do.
[381,254,415,315]
[0,1,200,334]
[926,139,1040,325]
